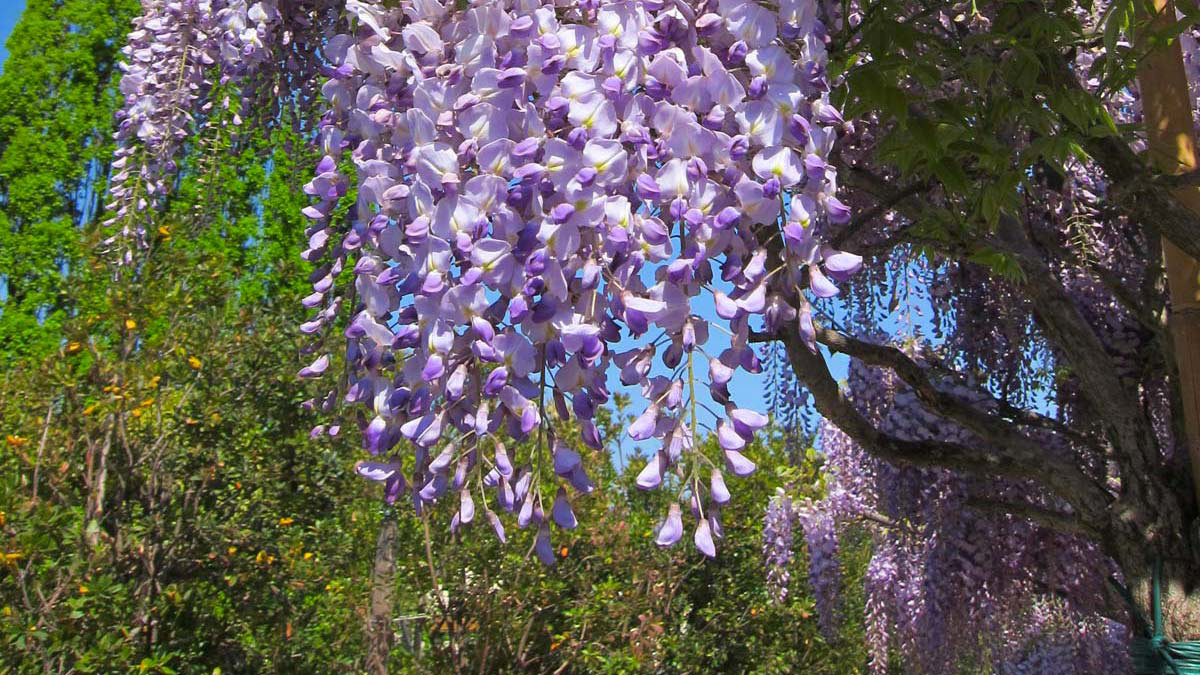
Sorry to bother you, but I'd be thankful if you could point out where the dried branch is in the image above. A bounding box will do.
[30,402,54,504]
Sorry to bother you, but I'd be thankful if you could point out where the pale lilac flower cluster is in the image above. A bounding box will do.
[104,0,225,262]
[799,359,1128,674]
[994,598,1129,674]
[216,0,282,76]
[762,492,795,603]
[796,504,839,632]
[293,0,859,561]
[104,0,284,262]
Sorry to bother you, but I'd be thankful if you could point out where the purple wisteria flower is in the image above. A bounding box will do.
[274,0,864,561]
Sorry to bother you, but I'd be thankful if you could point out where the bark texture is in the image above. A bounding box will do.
[366,513,399,674]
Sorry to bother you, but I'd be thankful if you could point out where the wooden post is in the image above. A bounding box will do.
[1136,0,1200,510]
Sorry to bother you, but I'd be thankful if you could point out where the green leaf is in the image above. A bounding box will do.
[1104,0,1132,64]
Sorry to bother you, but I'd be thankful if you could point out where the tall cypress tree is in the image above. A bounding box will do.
[0,0,138,361]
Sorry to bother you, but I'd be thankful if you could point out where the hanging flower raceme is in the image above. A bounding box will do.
[103,0,289,262]
[292,0,858,562]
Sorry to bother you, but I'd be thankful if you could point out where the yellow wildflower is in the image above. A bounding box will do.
[66,341,82,354]
[79,585,89,594]
[278,517,294,526]
[303,552,313,560]
[228,546,237,555]
[188,356,202,370]
[5,435,27,447]
[158,225,170,237]
[125,319,137,331]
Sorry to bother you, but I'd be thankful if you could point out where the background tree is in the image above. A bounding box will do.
[0,0,137,361]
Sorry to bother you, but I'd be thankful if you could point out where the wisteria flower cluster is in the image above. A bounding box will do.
[293,0,859,561]
[794,358,1128,674]
[104,0,284,261]
[762,491,796,604]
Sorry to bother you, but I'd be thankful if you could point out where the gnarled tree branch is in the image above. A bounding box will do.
[773,322,1109,530]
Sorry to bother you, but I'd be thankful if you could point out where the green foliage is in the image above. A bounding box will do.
[838,2,1117,246]
[0,124,366,668]
[382,431,869,674]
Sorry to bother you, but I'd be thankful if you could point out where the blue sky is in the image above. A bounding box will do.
[0,1,25,73]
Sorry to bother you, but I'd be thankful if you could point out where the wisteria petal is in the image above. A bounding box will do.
[694,518,716,558]
[656,502,683,546]
[552,487,578,530]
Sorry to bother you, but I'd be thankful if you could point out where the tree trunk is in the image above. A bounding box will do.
[1131,0,1200,639]
[366,512,399,674]
[84,421,113,550]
